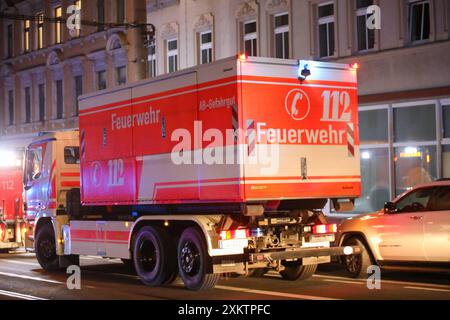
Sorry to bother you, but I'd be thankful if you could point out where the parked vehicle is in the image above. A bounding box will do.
[0,149,25,251]
[24,56,362,290]
[338,180,450,278]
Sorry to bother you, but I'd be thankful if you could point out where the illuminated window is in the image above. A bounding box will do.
[318,3,335,58]
[274,13,289,59]
[73,0,82,37]
[199,31,213,65]
[148,41,157,78]
[167,39,178,73]
[356,0,375,51]
[409,0,430,42]
[37,13,44,49]
[55,6,62,44]
[24,19,31,52]
[243,21,257,57]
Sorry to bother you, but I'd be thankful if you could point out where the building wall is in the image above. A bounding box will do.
[0,0,148,148]
[147,0,450,212]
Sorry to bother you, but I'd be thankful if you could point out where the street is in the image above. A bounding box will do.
[0,251,449,301]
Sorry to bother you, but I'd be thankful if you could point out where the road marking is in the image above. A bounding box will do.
[0,289,47,301]
[215,285,340,300]
[322,279,364,285]
[1,259,40,267]
[404,286,450,293]
[0,271,63,285]
[314,274,450,290]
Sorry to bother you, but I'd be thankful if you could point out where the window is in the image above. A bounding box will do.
[97,70,107,90]
[244,21,257,57]
[443,105,450,138]
[274,13,289,59]
[428,187,450,211]
[394,146,437,196]
[148,42,157,78]
[55,6,62,44]
[97,0,105,31]
[356,0,375,51]
[24,19,31,52]
[443,145,450,178]
[117,0,125,24]
[24,87,31,124]
[74,76,83,116]
[354,148,390,213]
[394,104,436,142]
[8,90,14,126]
[37,13,44,49]
[116,66,127,86]
[167,39,178,73]
[38,84,45,122]
[64,147,80,164]
[56,80,63,119]
[359,109,388,143]
[73,0,82,37]
[318,3,335,58]
[7,24,13,58]
[199,31,213,65]
[25,147,43,183]
[395,187,434,212]
[409,0,430,42]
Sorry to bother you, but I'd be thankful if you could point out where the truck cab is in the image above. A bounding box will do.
[23,131,80,254]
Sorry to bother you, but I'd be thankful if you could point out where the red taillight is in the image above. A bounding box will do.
[312,224,337,235]
[219,229,249,241]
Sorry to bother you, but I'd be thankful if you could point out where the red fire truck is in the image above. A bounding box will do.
[0,149,25,251]
[24,56,362,290]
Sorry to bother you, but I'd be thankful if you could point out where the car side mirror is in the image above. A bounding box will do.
[384,202,397,214]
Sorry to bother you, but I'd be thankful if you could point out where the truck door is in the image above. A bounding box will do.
[24,145,45,221]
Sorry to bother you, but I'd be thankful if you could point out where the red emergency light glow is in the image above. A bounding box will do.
[239,53,248,61]
[312,224,337,235]
[219,229,250,241]
[350,63,360,70]
[0,223,6,242]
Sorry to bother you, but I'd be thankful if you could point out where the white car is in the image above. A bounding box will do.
[337,180,450,278]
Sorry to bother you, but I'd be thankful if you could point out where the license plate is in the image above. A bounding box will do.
[309,234,335,243]
[219,239,248,249]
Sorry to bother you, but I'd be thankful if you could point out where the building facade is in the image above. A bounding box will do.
[147,0,450,213]
[0,0,147,148]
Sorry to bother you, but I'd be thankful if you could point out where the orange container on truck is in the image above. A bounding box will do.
[24,56,362,290]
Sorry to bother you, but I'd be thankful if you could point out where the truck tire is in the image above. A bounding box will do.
[342,237,373,279]
[133,226,177,286]
[35,224,60,271]
[177,227,219,291]
[280,261,317,281]
[248,268,269,278]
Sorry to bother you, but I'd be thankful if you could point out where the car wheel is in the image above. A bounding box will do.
[342,237,374,279]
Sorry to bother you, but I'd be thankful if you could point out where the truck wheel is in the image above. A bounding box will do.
[248,268,269,277]
[342,237,373,279]
[35,224,60,271]
[177,227,219,291]
[280,261,317,281]
[133,226,177,286]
